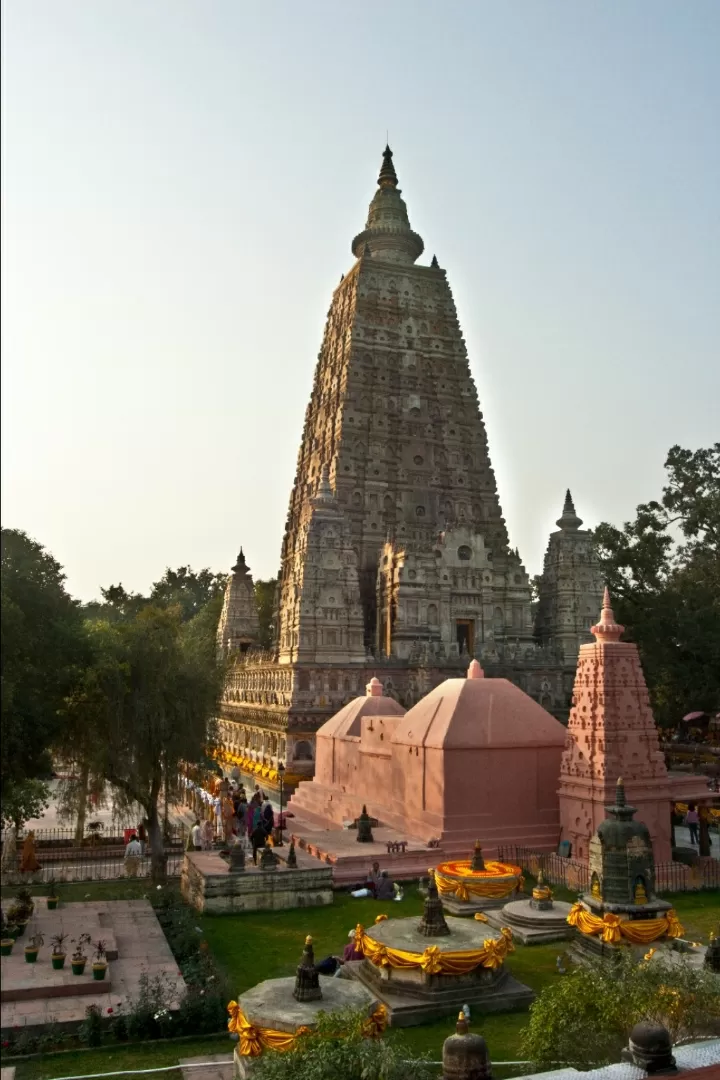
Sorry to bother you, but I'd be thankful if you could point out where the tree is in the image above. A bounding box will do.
[0,778,51,831]
[150,566,227,622]
[519,950,720,1070]
[594,443,720,727]
[252,1007,434,1080]
[254,578,277,649]
[1,529,88,801]
[71,605,224,880]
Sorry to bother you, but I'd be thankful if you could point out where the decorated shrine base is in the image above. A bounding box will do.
[484,899,574,945]
[180,851,333,914]
[348,916,534,1027]
[439,892,514,914]
[232,975,378,1078]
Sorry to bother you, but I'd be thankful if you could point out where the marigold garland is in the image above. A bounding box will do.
[227,1001,388,1056]
[567,902,684,945]
[355,924,514,974]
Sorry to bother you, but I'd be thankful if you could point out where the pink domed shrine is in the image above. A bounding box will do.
[288,663,568,876]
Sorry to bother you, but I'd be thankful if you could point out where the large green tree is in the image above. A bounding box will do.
[66,604,224,879]
[1,528,88,822]
[594,443,720,727]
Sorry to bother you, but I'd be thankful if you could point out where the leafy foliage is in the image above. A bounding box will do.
[1,529,88,795]
[594,443,720,726]
[254,578,277,648]
[519,949,720,1069]
[253,1007,434,1080]
[0,777,51,829]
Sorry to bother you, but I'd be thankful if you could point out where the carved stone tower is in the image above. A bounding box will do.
[217,549,260,655]
[278,145,532,659]
[534,491,604,665]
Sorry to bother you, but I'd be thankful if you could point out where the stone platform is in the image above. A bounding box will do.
[484,899,574,945]
[349,915,534,1027]
[0,899,185,1031]
[180,850,333,914]
[233,974,378,1078]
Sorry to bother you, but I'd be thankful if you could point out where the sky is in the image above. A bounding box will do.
[2,1,719,602]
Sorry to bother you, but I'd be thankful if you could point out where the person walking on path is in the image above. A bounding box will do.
[124,833,142,877]
[685,804,700,845]
[190,820,203,851]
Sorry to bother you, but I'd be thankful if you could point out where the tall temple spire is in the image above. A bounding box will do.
[351,145,424,265]
[217,544,260,655]
[556,489,583,531]
[591,587,625,644]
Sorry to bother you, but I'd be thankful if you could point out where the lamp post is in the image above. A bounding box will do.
[277,762,285,846]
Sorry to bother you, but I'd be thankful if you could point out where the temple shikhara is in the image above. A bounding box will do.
[215,146,605,793]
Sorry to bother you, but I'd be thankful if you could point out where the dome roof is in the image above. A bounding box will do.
[317,679,406,740]
[393,666,566,750]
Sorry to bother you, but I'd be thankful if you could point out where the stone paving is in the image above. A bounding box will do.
[0,899,185,1030]
[179,1054,233,1080]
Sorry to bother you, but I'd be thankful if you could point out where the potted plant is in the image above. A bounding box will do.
[92,939,108,980]
[46,877,60,910]
[24,931,44,963]
[1,910,14,956]
[50,931,70,969]
[71,933,91,975]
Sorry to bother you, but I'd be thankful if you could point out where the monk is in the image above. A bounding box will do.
[20,831,41,873]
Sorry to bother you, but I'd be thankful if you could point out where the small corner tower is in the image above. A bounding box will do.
[534,491,604,664]
[217,548,260,656]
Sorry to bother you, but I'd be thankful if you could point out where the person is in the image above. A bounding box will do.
[19,831,41,873]
[137,821,147,856]
[203,818,214,851]
[343,929,364,962]
[191,819,203,851]
[314,955,344,977]
[250,820,267,865]
[376,871,395,901]
[237,797,248,838]
[262,796,275,837]
[686,804,700,845]
[124,833,142,877]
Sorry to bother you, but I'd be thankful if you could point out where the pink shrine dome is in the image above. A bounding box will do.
[392,662,567,752]
[316,677,406,741]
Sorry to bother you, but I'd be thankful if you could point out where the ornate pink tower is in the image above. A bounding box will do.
[558,588,675,861]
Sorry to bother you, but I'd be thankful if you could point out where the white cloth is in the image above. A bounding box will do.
[125,839,142,856]
[191,824,202,847]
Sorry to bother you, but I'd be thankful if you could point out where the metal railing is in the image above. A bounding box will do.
[497,846,720,893]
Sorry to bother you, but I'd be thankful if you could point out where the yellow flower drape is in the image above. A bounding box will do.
[227,1001,387,1057]
[357,925,514,974]
[567,903,684,944]
[434,866,522,901]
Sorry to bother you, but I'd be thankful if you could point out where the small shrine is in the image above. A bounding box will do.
[348,874,533,1026]
[227,934,384,1078]
[434,841,524,915]
[568,778,684,961]
[485,869,573,945]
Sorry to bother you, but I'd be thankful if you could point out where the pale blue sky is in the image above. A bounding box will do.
[2,1,718,601]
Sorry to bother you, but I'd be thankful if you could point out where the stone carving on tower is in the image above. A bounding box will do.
[277,466,366,666]
[534,491,605,665]
[217,549,260,656]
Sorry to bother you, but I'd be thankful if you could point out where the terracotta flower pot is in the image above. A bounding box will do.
[71,960,87,975]
[51,953,66,969]
[92,962,107,980]
[47,897,59,910]
[1,939,14,956]
[24,947,39,963]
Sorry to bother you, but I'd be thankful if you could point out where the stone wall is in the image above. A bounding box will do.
[179,852,333,914]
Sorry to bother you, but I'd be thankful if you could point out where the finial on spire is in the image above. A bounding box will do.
[556,489,583,531]
[232,548,250,575]
[431,254,440,269]
[378,144,398,189]
[467,659,484,680]
[591,587,625,643]
[366,676,383,697]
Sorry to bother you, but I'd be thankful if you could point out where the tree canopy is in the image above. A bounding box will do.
[595,443,720,727]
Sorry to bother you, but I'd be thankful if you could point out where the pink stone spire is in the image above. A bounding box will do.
[366,677,383,697]
[467,659,485,679]
[591,587,625,643]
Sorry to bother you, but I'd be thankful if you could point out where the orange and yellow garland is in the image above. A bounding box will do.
[354,922,514,975]
[434,861,523,902]
[567,902,684,945]
[227,1000,388,1057]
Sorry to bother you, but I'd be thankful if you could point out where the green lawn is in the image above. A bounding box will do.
[5,880,718,1079]
[1,880,150,903]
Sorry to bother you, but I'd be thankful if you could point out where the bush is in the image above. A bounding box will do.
[519,949,720,1069]
[78,1005,104,1048]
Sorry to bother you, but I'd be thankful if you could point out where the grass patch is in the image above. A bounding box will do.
[658,890,720,941]
[10,1035,229,1080]
[1,881,150,903]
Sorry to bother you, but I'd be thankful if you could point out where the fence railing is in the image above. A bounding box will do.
[497,846,720,893]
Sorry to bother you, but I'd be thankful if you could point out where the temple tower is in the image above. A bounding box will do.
[217,549,260,655]
[534,491,604,665]
[278,145,532,657]
[558,589,673,861]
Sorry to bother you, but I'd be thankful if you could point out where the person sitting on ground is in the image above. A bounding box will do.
[190,819,203,851]
[375,870,395,901]
[349,860,382,896]
[343,929,364,962]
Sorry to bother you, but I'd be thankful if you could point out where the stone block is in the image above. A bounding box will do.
[180,852,333,914]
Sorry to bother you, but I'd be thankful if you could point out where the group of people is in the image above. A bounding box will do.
[189,783,278,864]
[349,861,402,902]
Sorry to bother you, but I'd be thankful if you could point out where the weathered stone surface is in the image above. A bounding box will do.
[484,899,574,945]
[179,852,333,914]
[217,550,260,656]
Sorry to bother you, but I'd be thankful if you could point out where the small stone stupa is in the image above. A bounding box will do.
[569,778,682,961]
[484,868,573,945]
[442,1011,493,1080]
[418,872,451,937]
[293,935,322,1002]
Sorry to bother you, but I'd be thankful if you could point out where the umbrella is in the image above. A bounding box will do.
[682,711,707,721]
